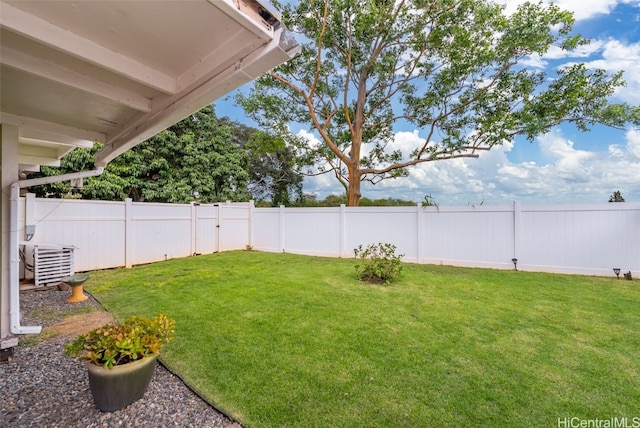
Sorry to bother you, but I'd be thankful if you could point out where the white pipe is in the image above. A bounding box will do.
[9,168,104,334]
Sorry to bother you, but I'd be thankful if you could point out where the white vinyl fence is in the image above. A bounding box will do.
[18,194,640,278]
[253,203,640,276]
[18,194,250,279]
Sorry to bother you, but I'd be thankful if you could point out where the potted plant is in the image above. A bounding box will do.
[65,313,175,412]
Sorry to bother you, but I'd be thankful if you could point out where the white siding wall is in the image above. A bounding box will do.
[19,195,640,277]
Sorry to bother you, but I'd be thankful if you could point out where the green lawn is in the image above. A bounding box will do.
[85,251,640,428]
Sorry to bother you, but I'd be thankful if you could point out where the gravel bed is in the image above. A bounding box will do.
[1,287,241,428]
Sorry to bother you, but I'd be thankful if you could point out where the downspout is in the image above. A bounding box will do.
[9,167,104,334]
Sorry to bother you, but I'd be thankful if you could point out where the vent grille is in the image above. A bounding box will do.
[34,246,75,286]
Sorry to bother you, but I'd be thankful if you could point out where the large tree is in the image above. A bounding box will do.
[32,106,305,204]
[244,131,303,206]
[608,191,625,203]
[222,118,304,206]
[238,0,639,206]
[32,106,250,203]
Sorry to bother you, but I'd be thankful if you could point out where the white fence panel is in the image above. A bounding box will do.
[345,207,419,261]
[19,197,248,273]
[283,207,343,257]
[250,202,639,276]
[218,202,251,252]
[252,208,282,252]
[194,204,218,255]
[129,202,193,265]
[27,197,126,271]
[421,206,515,269]
[519,204,640,275]
[19,195,640,277]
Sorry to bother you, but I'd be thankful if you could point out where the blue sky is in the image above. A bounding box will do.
[216,0,640,206]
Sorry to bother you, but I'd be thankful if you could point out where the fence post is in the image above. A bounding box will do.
[190,202,197,256]
[214,203,220,253]
[416,203,423,264]
[279,205,285,252]
[125,198,132,268]
[513,201,522,266]
[248,200,254,250]
[340,204,346,258]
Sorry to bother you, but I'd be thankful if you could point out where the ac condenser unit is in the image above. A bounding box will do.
[34,245,75,286]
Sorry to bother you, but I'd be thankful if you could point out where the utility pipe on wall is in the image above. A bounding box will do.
[9,168,104,334]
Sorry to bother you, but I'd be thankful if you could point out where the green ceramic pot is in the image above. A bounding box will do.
[86,355,157,412]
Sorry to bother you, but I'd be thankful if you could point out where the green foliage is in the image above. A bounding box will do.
[221,117,303,205]
[239,0,638,206]
[64,314,175,369]
[108,105,249,203]
[243,130,303,206]
[354,242,404,284]
[30,144,102,198]
[31,106,250,203]
[31,106,305,205]
[297,194,415,207]
[608,190,625,202]
[422,194,438,207]
[359,197,415,207]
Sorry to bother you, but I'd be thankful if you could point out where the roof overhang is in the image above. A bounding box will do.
[0,0,298,170]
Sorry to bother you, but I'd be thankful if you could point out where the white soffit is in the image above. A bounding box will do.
[0,0,298,169]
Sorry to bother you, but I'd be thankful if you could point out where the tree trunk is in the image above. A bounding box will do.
[347,165,361,206]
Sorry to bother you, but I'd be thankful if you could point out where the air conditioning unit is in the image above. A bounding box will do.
[34,244,75,286]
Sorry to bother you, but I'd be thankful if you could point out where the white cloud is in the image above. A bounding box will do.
[538,130,595,181]
[579,39,640,103]
[627,128,640,160]
[496,0,640,21]
[499,164,530,179]
[555,0,623,20]
[521,40,606,70]
[388,130,422,160]
[498,3,640,104]
[543,40,606,60]
[520,54,548,69]
[609,144,624,157]
[302,128,640,205]
[297,129,322,149]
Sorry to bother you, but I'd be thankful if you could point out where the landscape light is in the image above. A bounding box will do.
[613,268,621,279]
[512,258,518,271]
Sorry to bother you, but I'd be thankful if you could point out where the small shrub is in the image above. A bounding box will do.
[354,243,404,284]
